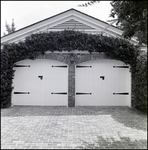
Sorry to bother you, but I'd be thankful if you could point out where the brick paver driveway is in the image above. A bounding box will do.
[1,106,147,149]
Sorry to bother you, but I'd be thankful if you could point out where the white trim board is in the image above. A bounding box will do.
[1,8,141,49]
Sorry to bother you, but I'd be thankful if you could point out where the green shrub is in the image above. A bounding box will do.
[132,51,147,113]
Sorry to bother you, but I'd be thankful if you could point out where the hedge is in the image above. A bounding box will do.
[132,51,147,112]
[1,30,147,112]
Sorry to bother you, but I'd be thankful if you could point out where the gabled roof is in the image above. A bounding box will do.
[1,8,138,47]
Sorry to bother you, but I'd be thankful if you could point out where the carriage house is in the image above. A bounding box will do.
[1,9,146,107]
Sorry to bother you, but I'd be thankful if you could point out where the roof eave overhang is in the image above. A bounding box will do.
[1,9,139,46]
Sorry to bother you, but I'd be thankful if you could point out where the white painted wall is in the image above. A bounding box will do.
[75,59,131,106]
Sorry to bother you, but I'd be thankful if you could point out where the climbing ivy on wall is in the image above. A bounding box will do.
[1,30,147,112]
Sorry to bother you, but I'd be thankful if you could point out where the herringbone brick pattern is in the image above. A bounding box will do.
[1,106,147,149]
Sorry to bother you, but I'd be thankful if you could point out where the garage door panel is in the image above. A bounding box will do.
[13,61,32,105]
[76,59,131,106]
[12,59,68,106]
[112,95,129,106]
[13,95,30,105]
[76,95,93,106]
[50,94,67,106]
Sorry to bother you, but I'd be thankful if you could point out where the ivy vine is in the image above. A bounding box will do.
[1,30,147,112]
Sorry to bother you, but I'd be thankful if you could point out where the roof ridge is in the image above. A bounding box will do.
[1,8,121,38]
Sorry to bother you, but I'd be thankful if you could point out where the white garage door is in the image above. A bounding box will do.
[75,59,131,106]
[12,59,68,106]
